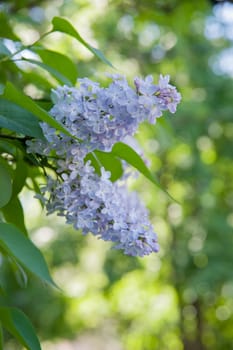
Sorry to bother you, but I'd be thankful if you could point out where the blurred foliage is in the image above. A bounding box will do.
[0,0,233,349]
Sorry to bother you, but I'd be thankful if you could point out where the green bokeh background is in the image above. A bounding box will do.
[0,0,233,349]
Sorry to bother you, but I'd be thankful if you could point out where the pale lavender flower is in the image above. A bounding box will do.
[30,74,181,156]
[156,74,182,113]
[134,74,181,122]
[27,73,181,257]
[40,160,159,256]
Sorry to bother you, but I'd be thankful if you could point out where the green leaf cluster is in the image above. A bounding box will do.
[0,13,171,349]
[0,14,118,350]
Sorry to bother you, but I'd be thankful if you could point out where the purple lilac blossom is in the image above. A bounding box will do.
[39,161,159,256]
[28,74,181,156]
[27,74,181,257]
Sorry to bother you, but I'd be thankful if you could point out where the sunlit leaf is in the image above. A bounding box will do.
[52,16,113,67]
[22,58,73,86]
[33,48,78,85]
[112,142,176,200]
[85,150,123,182]
[0,307,41,350]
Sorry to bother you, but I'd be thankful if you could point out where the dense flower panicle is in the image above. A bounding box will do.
[27,74,181,256]
[40,162,159,256]
[28,74,181,157]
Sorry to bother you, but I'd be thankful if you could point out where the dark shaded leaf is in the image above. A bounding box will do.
[2,82,73,138]
[0,223,56,287]
[2,196,27,235]
[0,162,12,208]
[12,160,28,196]
[0,99,44,139]
[0,307,41,350]
[0,39,11,58]
[0,322,3,350]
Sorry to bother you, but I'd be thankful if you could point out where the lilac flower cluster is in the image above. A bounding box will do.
[41,161,159,256]
[27,74,181,256]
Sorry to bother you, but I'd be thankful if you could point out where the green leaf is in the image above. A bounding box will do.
[0,307,41,350]
[0,13,19,40]
[0,39,11,58]
[0,322,3,350]
[85,150,123,182]
[2,197,27,235]
[12,160,28,196]
[0,285,6,296]
[36,99,53,111]
[33,48,78,85]
[9,256,28,288]
[2,82,73,138]
[112,142,176,201]
[84,152,100,175]
[0,99,44,139]
[0,140,18,157]
[26,166,42,194]
[21,58,73,86]
[95,150,123,181]
[19,69,54,91]
[0,223,56,287]
[0,162,12,208]
[52,16,113,67]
